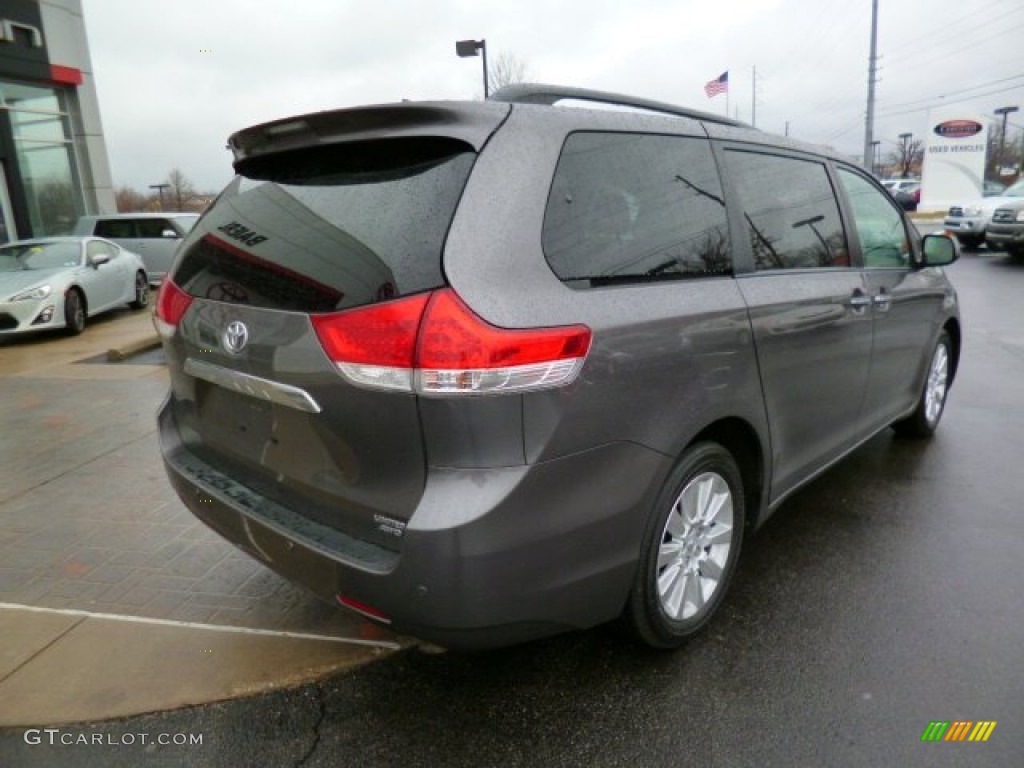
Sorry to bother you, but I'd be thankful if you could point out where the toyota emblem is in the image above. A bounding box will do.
[222,320,249,354]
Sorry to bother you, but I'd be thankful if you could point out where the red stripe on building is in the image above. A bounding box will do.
[50,65,83,86]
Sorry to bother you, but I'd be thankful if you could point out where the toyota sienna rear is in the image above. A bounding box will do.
[156,85,961,649]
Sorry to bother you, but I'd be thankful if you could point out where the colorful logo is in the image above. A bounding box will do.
[933,120,983,138]
[921,721,997,742]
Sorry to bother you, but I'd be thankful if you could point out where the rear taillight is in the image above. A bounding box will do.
[154,278,194,338]
[312,288,591,396]
[311,293,430,392]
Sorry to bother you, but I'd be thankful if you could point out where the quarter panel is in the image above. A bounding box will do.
[443,106,769,466]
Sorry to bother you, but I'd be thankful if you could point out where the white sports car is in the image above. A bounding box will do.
[0,237,150,336]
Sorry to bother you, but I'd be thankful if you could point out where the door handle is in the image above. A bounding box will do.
[873,290,892,313]
[848,290,870,315]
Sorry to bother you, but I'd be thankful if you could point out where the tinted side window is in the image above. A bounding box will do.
[94,219,135,239]
[136,219,172,238]
[725,151,848,270]
[542,133,730,287]
[837,168,910,268]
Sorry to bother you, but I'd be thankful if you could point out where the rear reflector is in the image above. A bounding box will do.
[154,278,194,338]
[312,288,591,396]
[337,594,392,624]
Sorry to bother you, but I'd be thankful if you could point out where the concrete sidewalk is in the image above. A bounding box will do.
[0,310,404,727]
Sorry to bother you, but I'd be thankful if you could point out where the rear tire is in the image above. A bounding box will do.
[892,331,951,438]
[625,442,745,649]
[64,288,85,335]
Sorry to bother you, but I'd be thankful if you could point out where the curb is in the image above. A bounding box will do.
[106,335,161,362]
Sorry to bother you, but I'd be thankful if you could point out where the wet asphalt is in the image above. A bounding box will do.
[2,246,1023,767]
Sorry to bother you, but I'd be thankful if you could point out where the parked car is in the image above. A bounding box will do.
[985,199,1024,257]
[984,179,1007,197]
[890,182,921,212]
[155,84,962,650]
[0,237,149,336]
[73,213,199,285]
[944,178,1024,249]
[881,178,920,194]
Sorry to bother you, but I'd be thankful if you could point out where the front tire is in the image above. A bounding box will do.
[64,288,85,335]
[892,331,951,438]
[625,442,745,649]
[129,271,150,310]
[956,234,982,250]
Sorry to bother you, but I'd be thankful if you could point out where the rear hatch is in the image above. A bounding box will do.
[158,102,509,550]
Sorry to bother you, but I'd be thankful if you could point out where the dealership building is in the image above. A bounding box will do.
[0,0,114,244]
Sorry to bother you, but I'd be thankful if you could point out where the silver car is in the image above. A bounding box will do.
[0,237,149,336]
[73,213,200,285]
[944,178,1024,249]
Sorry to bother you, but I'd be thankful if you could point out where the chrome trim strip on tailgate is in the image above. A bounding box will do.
[184,358,322,414]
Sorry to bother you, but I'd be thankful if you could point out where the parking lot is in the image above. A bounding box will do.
[1,244,1023,764]
[0,309,400,726]
[0,309,386,635]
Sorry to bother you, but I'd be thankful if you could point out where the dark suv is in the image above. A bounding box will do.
[155,85,961,649]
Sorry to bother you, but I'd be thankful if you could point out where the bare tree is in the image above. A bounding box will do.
[489,52,530,92]
[987,122,1023,183]
[165,168,197,212]
[886,139,924,178]
[115,186,149,212]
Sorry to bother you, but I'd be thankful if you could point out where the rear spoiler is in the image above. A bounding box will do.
[228,101,511,165]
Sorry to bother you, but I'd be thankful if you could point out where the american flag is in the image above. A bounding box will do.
[704,71,729,98]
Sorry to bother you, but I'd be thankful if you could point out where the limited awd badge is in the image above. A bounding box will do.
[222,320,249,354]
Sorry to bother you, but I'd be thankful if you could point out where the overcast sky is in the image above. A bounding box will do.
[80,0,1024,193]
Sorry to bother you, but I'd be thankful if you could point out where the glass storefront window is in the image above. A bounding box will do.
[1,82,84,236]
[0,82,61,113]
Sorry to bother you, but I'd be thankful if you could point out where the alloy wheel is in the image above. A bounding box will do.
[656,471,734,621]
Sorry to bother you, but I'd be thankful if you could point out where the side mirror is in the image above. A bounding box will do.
[920,232,959,267]
[162,229,179,239]
[88,254,111,268]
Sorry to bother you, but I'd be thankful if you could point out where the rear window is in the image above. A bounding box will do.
[172,137,475,312]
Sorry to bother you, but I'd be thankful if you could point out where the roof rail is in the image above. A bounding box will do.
[488,83,748,128]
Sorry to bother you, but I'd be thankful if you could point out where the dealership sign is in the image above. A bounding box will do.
[933,120,983,138]
[919,108,989,212]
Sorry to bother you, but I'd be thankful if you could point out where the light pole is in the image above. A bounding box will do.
[862,0,879,170]
[149,183,169,210]
[455,39,488,98]
[994,105,1019,172]
[898,132,913,178]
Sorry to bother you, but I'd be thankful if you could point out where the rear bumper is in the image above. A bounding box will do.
[158,400,668,649]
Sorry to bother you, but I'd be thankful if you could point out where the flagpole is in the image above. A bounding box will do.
[726,70,730,117]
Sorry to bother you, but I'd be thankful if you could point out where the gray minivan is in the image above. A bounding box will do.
[154,85,961,649]
[74,212,199,284]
